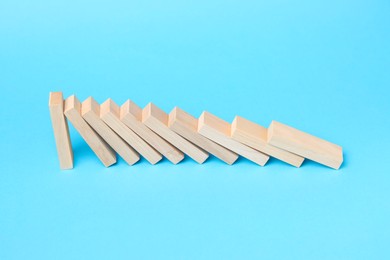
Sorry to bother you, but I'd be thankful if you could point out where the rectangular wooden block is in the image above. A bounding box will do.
[267,121,343,169]
[120,100,184,164]
[168,107,238,165]
[81,97,139,165]
[231,116,305,167]
[64,95,116,167]
[100,99,162,165]
[48,92,74,169]
[198,112,269,166]
[142,103,209,164]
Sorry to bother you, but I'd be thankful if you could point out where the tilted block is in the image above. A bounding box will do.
[198,112,269,166]
[48,92,74,169]
[64,95,116,167]
[120,100,184,164]
[168,107,238,165]
[142,103,209,164]
[267,121,343,169]
[100,99,162,165]
[231,116,304,167]
[81,97,139,165]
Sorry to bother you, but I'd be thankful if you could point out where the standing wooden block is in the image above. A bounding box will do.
[231,116,305,167]
[48,92,74,169]
[168,107,239,165]
[198,112,269,166]
[81,97,139,165]
[120,100,184,164]
[64,95,116,167]
[100,99,162,165]
[142,103,209,164]
[267,121,343,169]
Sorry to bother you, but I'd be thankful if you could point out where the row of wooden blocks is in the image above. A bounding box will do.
[49,92,343,170]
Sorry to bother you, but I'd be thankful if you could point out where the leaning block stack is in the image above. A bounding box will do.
[49,92,344,170]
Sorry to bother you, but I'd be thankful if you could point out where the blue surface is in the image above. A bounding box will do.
[1,0,389,259]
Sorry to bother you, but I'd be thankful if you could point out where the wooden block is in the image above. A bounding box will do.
[231,116,305,167]
[168,107,238,165]
[267,121,343,169]
[120,100,184,164]
[198,112,269,166]
[81,97,139,165]
[64,95,116,167]
[48,92,74,169]
[100,99,162,165]
[142,103,209,164]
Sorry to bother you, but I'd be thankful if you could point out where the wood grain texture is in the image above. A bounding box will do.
[198,112,269,166]
[100,99,162,165]
[120,100,184,164]
[64,95,116,167]
[48,92,74,169]
[168,107,238,165]
[231,116,304,167]
[267,121,343,169]
[142,103,209,164]
[81,97,139,165]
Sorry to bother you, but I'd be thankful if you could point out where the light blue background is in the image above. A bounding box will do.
[1,0,389,259]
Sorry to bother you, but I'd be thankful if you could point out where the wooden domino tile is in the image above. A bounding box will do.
[120,100,184,164]
[142,103,209,164]
[81,97,139,165]
[100,99,162,165]
[48,92,74,169]
[267,121,343,169]
[198,111,269,166]
[231,116,305,167]
[168,107,239,165]
[64,95,116,167]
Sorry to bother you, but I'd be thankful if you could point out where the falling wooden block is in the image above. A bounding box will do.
[198,112,269,166]
[168,107,239,165]
[120,100,184,164]
[142,103,209,164]
[64,95,116,167]
[81,97,140,165]
[100,99,162,165]
[48,92,74,169]
[231,116,305,167]
[267,121,343,169]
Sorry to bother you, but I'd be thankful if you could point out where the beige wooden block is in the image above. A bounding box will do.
[168,107,238,165]
[267,121,343,169]
[198,112,269,166]
[64,95,116,167]
[142,103,209,164]
[48,92,74,169]
[81,97,139,165]
[231,116,305,167]
[100,99,162,165]
[120,100,184,164]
